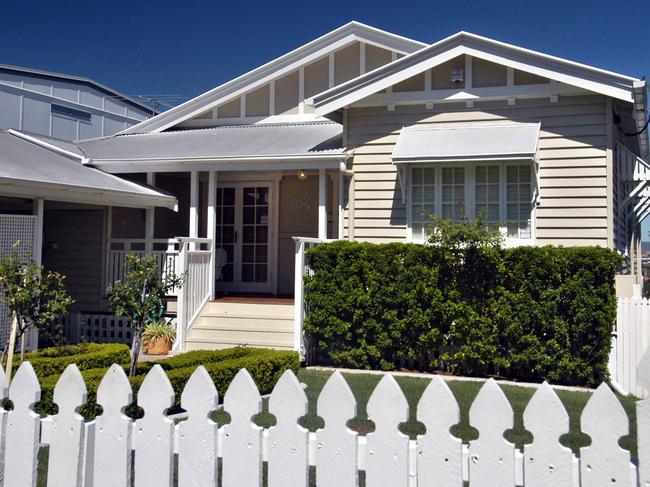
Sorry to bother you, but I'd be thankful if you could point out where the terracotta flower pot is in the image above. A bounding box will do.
[145,337,172,355]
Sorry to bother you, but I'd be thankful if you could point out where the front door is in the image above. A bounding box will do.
[215,182,275,293]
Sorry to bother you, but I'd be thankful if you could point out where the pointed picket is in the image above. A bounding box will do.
[133,365,175,487]
[416,377,462,487]
[0,366,9,487]
[267,370,308,487]
[365,374,409,487]
[93,364,133,487]
[638,348,650,487]
[522,382,572,487]
[4,362,41,487]
[316,372,358,487]
[47,364,88,487]
[468,379,515,487]
[178,366,218,487]
[221,368,263,487]
[580,383,631,486]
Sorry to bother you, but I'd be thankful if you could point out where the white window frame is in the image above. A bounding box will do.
[406,161,536,246]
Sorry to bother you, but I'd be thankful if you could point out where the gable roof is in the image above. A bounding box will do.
[0,130,176,209]
[0,63,156,114]
[119,22,427,135]
[313,31,644,116]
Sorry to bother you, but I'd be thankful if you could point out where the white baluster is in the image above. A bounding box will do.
[468,379,515,487]
[178,366,218,487]
[4,362,40,487]
[365,374,409,487]
[522,382,572,487]
[580,383,632,486]
[416,377,462,486]
[221,369,262,487]
[638,348,650,486]
[47,364,87,487]
[268,370,308,487]
[316,371,357,487]
[134,365,174,487]
[93,364,133,487]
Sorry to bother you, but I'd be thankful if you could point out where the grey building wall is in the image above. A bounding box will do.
[0,67,153,140]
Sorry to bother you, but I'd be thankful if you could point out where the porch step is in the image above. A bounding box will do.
[184,300,294,351]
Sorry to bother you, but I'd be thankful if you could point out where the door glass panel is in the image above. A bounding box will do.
[216,187,236,283]
[241,186,270,283]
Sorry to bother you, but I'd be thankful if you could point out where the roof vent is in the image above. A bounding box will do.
[451,68,464,83]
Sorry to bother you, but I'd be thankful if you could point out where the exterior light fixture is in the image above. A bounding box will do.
[298,170,308,181]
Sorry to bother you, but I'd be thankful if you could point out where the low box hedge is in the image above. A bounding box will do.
[34,347,299,418]
[304,241,621,387]
[11,343,130,379]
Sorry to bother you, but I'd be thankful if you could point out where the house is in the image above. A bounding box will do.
[0,63,155,139]
[0,22,647,354]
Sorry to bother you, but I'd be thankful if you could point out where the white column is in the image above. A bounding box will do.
[33,199,44,264]
[145,173,155,251]
[338,172,344,239]
[189,171,199,248]
[318,169,327,240]
[207,171,217,299]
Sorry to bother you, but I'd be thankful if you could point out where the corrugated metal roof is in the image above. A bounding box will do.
[0,131,176,208]
[392,122,541,162]
[78,121,344,160]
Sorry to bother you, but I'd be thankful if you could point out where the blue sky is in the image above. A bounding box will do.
[2,0,649,236]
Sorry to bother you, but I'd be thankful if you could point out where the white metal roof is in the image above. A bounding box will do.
[0,131,177,209]
[392,122,541,163]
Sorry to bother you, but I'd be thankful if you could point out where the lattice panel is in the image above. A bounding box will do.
[0,214,37,344]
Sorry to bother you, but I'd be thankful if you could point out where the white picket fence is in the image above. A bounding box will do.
[1,352,649,487]
[610,297,650,398]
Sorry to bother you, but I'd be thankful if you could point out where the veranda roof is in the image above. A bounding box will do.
[392,122,541,163]
[0,130,177,209]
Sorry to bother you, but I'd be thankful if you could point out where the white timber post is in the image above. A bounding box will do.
[338,172,344,239]
[638,349,650,486]
[189,171,199,250]
[174,239,187,352]
[33,198,44,264]
[145,173,155,252]
[318,168,327,240]
[293,239,305,353]
[207,171,217,299]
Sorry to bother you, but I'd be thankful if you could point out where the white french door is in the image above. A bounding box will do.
[215,182,275,293]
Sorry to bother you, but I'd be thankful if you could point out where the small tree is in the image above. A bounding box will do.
[0,248,74,377]
[425,212,503,250]
[107,253,183,376]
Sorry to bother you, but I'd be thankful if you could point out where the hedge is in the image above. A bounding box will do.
[11,343,130,379]
[304,241,621,386]
[34,347,299,418]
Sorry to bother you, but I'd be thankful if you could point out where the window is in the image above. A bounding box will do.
[506,165,532,238]
[408,163,533,242]
[410,167,435,240]
[51,104,91,123]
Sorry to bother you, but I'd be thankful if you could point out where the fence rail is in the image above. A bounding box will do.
[2,352,650,487]
[610,297,650,398]
[59,312,131,344]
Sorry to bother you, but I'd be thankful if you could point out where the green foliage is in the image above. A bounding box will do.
[425,213,503,250]
[11,343,130,379]
[106,253,183,375]
[0,249,74,346]
[33,347,299,418]
[304,240,621,386]
[142,321,176,347]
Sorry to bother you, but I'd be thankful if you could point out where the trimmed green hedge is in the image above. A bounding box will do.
[304,241,621,386]
[12,343,130,379]
[34,347,299,418]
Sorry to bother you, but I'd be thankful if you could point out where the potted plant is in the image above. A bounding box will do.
[142,320,176,355]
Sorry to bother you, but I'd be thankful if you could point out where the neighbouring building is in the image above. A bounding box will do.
[0,22,647,354]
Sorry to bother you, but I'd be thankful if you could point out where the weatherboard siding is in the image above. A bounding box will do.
[345,94,609,246]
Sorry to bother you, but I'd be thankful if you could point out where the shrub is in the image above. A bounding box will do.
[34,348,299,418]
[12,343,130,379]
[304,241,621,386]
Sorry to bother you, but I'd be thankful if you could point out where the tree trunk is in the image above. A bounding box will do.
[129,330,142,377]
[5,313,18,380]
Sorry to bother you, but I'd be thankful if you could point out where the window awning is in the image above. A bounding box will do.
[391,122,541,164]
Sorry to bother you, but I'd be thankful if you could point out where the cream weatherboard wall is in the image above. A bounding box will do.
[344,94,610,246]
